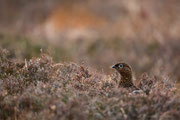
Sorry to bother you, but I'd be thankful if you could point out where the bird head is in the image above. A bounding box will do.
[112,62,132,75]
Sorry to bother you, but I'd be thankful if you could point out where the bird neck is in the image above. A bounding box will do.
[119,71,134,87]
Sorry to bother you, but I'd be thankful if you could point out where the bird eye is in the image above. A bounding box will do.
[119,64,123,68]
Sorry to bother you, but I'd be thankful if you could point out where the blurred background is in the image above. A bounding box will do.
[0,0,179,82]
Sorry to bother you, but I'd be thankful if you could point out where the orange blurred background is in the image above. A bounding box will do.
[0,0,179,81]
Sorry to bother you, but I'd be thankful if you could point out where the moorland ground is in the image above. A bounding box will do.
[0,0,180,119]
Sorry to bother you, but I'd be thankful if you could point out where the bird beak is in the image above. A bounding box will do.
[112,65,116,69]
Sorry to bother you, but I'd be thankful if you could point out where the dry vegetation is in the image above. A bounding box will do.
[0,0,180,120]
[0,48,179,120]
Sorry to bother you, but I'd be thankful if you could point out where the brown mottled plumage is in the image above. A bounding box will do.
[112,63,139,91]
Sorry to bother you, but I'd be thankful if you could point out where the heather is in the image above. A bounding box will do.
[0,0,180,120]
[0,49,179,120]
